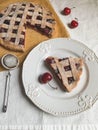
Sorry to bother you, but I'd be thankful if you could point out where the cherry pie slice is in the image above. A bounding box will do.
[45,56,83,92]
[0,2,55,52]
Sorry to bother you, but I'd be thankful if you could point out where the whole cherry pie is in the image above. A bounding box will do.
[0,2,55,52]
[45,56,83,92]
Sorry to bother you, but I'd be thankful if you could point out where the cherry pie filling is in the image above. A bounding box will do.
[0,2,55,51]
[45,57,82,86]
[0,13,3,18]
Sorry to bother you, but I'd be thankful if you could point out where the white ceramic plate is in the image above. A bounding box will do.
[22,38,98,116]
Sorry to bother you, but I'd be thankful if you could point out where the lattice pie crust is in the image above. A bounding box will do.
[0,2,55,52]
[45,57,83,92]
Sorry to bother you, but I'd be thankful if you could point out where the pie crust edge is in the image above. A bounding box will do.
[0,38,24,52]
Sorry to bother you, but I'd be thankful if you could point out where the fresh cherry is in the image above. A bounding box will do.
[39,72,52,84]
[69,20,78,28]
[63,7,71,15]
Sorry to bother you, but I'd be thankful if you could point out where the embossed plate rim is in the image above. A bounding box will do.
[22,38,98,116]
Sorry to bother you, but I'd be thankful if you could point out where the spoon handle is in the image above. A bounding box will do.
[3,71,11,112]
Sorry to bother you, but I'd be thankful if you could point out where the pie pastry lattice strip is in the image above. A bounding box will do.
[45,57,83,92]
[0,2,55,52]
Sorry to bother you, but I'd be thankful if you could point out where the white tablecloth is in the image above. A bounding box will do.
[0,0,98,129]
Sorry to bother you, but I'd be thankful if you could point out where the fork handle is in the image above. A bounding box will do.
[3,72,11,112]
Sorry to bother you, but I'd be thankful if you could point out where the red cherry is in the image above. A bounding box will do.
[39,72,52,84]
[70,20,78,28]
[63,7,71,15]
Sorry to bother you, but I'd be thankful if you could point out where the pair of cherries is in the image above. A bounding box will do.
[63,7,78,28]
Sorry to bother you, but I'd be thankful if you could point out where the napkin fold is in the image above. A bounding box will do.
[0,0,69,71]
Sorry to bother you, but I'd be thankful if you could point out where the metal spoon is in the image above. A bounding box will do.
[1,54,19,112]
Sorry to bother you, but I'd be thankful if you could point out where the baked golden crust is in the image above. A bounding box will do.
[45,56,83,92]
[0,38,24,52]
[0,2,56,52]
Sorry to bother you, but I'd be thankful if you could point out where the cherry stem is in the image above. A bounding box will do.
[71,7,76,9]
[48,82,58,90]
[75,17,78,21]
